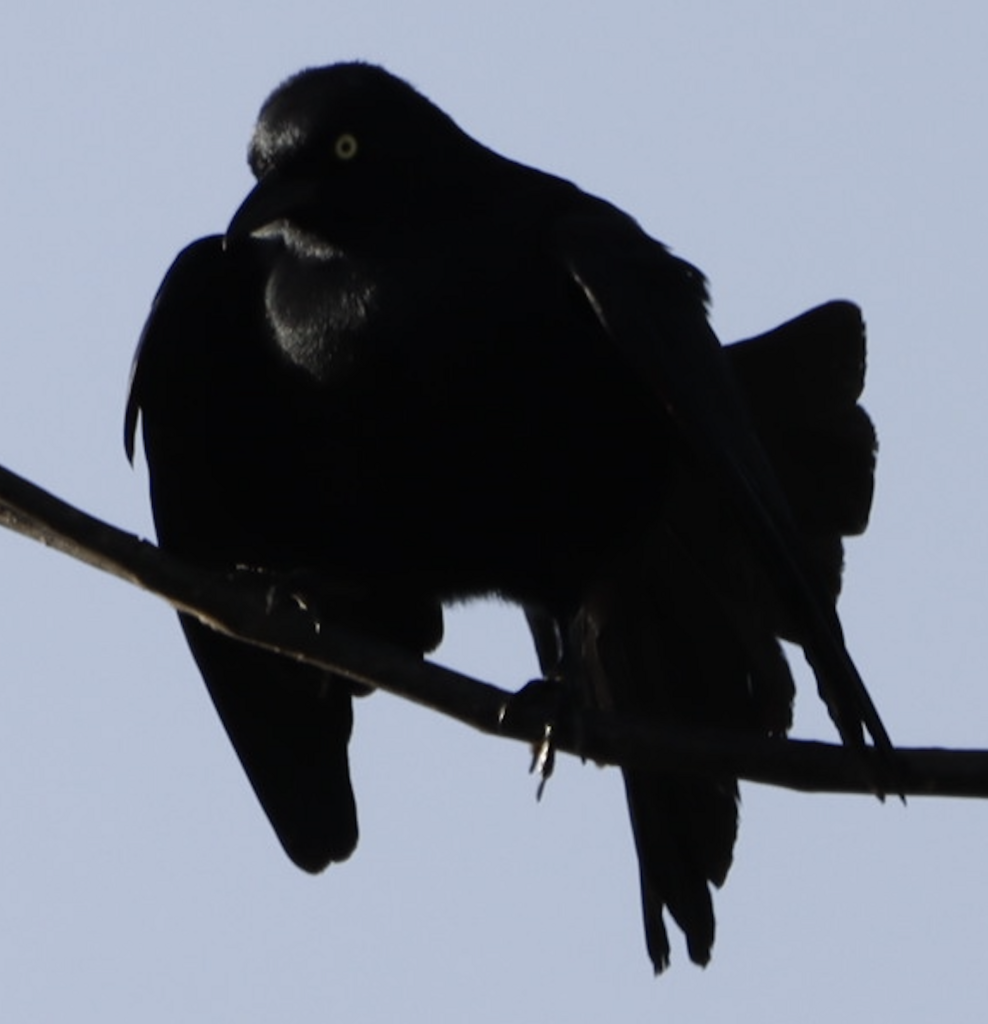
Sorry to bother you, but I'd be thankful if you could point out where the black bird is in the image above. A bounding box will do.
[125,62,887,971]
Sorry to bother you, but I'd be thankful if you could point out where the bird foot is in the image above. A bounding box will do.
[227,565,376,694]
[500,676,576,799]
[225,565,368,632]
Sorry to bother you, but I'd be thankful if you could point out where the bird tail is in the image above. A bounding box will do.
[580,300,877,971]
[578,526,789,972]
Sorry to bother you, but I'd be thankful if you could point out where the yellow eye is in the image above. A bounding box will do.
[334,133,359,160]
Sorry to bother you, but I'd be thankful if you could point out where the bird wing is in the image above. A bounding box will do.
[554,206,894,776]
[125,236,360,870]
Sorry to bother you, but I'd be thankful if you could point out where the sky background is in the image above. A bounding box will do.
[1,3,987,1021]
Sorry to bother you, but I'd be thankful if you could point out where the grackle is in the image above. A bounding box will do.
[125,62,887,972]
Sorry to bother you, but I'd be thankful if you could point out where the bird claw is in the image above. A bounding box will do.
[531,721,556,800]
[230,565,370,623]
[500,676,572,799]
[224,565,325,633]
[226,565,375,695]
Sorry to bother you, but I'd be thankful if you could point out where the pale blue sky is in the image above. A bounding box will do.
[1,3,987,1021]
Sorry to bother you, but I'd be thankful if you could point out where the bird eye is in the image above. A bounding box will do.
[334,133,359,161]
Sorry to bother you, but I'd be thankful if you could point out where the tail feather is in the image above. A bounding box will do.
[576,300,878,970]
[625,773,739,970]
[578,520,782,971]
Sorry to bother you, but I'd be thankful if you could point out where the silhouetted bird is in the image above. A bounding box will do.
[125,62,887,972]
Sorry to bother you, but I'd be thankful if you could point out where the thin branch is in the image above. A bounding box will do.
[0,458,985,797]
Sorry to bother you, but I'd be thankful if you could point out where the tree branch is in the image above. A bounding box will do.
[0,459,984,798]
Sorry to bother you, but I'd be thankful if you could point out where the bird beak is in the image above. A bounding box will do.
[224,171,323,247]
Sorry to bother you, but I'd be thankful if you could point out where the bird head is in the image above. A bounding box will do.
[225,62,496,256]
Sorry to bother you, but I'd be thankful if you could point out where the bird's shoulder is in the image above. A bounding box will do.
[124,234,279,460]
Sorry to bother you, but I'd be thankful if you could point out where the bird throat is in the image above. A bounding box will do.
[264,251,378,383]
